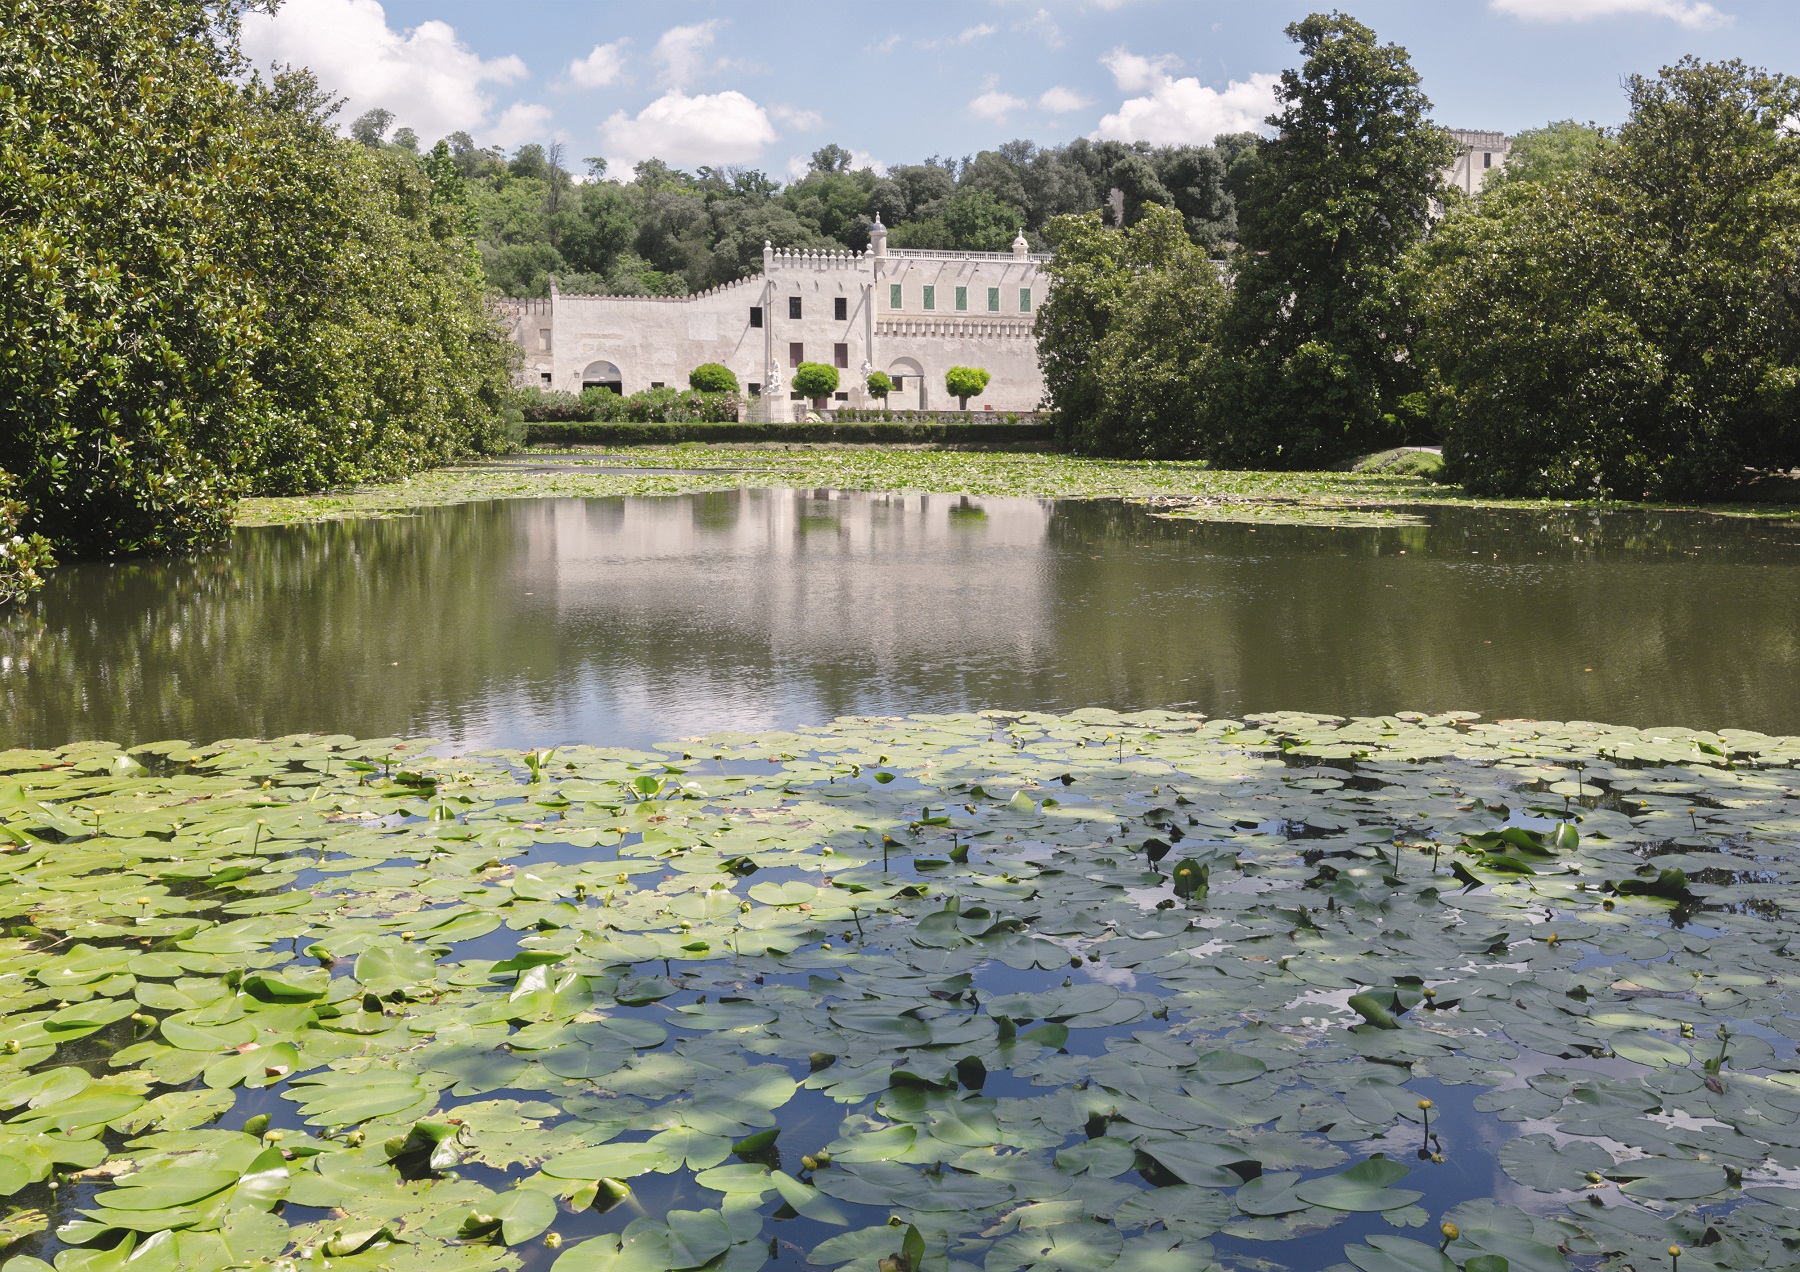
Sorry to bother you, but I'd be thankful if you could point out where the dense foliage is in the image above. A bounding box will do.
[866,371,894,401]
[792,362,840,404]
[1038,206,1230,457]
[515,387,739,424]
[944,366,991,408]
[0,0,514,572]
[0,471,54,604]
[1414,59,1800,497]
[1206,13,1455,468]
[687,362,738,393]
[416,134,1261,299]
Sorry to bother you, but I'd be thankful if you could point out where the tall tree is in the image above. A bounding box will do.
[1415,59,1800,498]
[1208,12,1455,467]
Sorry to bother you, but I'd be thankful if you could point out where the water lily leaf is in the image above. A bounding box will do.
[91,1169,238,1212]
[1141,1140,1255,1188]
[1344,1235,1456,1272]
[1608,1156,1729,1200]
[541,1142,675,1180]
[492,1187,558,1245]
[1055,1136,1139,1177]
[354,942,438,994]
[1608,1033,1690,1068]
[1498,1134,1613,1193]
[1232,1172,1305,1216]
[1293,1156,1422,1212]
[282,1070,430,1127]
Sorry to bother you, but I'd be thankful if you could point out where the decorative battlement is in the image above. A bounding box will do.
[877,318,1035,339]
[1449,129,1509,151]
[889,248,1051,264]
[493,297,553,316]
[764,246,870,271]
[505,275,768,305]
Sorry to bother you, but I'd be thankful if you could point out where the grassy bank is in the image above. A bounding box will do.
[236,446,1800,529]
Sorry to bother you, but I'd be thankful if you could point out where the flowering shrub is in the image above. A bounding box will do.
[0,473,55,604]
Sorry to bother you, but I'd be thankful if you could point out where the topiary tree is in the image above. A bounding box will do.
[688,362,738,393]
[791,362,839,407]
[945,366,991,410]
[866,371,894,402]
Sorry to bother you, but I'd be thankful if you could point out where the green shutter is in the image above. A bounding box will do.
[987,287,1000,312]
[922,285,935,310]
[1018,288,1032,313]
[954,286,967,311]
[889,283,902,309]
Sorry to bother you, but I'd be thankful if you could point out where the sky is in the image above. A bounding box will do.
[238,0,1800,178]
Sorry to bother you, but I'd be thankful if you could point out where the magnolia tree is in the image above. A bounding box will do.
[945,366,990,409]
[791,362,839,408]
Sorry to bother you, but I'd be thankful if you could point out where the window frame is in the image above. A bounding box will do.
[889,283,903,309]
[788,296,802,320]
[922,285,935,311]
[1018,288,1032,313]
[788,342,804,368]
[987,288,1000,313]
[833,343,849,369]
[749,306,763,329]
[833,296,848,321]
[954,286,967,312]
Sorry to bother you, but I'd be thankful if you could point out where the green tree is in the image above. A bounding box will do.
[1414,58,1800,498]
[866,371,894,402]
[1493,120,1613,187]
[1038,205,1229,457]
[689,363,739,393]
[0,0,263,556]
[1209,13,1455,467]
[791,362,839,406]
[945,367,991,409]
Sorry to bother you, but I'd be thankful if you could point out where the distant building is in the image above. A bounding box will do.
[1446,129,1511,195]
[498,218,1048,418]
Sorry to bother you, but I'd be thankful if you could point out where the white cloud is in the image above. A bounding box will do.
[239,0,528,144]
[654,20,722,89]
[568,39,628,89]
[1490,0,1728,25]
[1101,46,1183,93]
[488,102,555,148]
[871,33,903,54]
[970,89,1030,123]
[920,23,999,48]
[784,149,887,181]
[770,104,825,131]
[1038,86,1092,114]
[1092,68,1280,146]
[1015,8,1065,47]
[601,90,778,168]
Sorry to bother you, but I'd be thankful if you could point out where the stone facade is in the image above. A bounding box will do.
[498,219,1049,418]
[1446,129,1512,195]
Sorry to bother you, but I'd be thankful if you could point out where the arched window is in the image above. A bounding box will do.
[581,360,623,395]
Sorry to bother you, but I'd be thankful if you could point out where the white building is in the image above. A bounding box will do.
[1446,129,1511,195]
[498,218,1049,418]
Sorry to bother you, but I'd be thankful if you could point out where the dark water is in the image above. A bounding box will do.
[6,490,1800,750]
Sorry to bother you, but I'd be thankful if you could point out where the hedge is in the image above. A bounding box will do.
[522,421,1058,446]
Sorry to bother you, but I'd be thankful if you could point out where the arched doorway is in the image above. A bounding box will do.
[886,357,925,411]
[581,360,623,396]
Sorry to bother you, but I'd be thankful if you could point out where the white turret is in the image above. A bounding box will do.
[1012,229,1030,259]
[870,214,888,257]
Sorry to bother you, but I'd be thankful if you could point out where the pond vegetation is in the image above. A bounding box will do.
[4,711,1800,1272]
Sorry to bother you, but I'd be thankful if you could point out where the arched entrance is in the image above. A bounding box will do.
[581,359,623,396]
[886,357,925,411]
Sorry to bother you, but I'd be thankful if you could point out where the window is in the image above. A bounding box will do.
[834,297,848,321]
[539,372,552,385]
[834,392,849,401]
[954,286,967,312]
[1483,151,1493,169]
[651,382,665,389]
[788,296,802,320]
[748,382,762,397]
[922,285,935,311]
[833,343,849,369]
[789,342,804,368]
[891,376,905,390]
[1018,288,1032,313]
[889,283,902,309]
[537,329,550,351]
[749,306,763,328]
[987,288,1000,312]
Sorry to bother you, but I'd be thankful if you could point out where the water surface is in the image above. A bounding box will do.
[6,491,1799,749]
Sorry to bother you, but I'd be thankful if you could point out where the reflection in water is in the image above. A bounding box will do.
[5,491,1799,750]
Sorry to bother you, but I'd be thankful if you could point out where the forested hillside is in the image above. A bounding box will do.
[345,113,1263,298]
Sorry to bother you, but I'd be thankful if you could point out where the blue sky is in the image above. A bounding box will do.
[239,0,1800,178]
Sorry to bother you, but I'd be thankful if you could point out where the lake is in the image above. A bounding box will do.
[6,490,1800,750]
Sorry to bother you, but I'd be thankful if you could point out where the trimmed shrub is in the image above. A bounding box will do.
[866,370,894,401]
[688,363,739,393]
[945,366,991,409]
[791,362,839,404]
